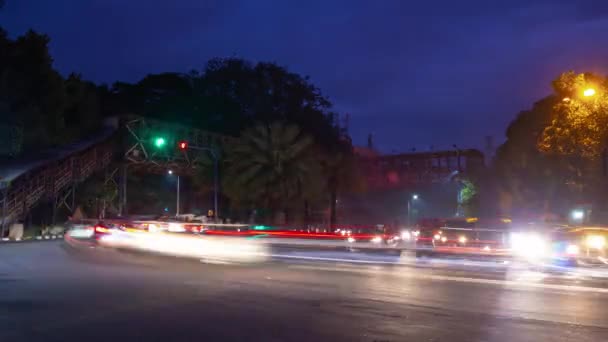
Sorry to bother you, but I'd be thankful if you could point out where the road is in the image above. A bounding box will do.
[1,241,608,341]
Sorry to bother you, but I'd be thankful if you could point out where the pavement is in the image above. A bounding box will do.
[2,241,608,341]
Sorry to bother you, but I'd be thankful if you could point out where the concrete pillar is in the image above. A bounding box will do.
[8,223,23,240]
[0,187,7,238]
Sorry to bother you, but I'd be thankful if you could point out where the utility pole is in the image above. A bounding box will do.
[176,175,180,216]
[168,170,181,217]
[187,145,219,220]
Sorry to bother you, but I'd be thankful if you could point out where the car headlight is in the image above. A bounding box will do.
[586,235,606,250]
[371,236,382,243]
[347,237,356,243]
[566,244,579,255]
[510,232,548,258]
[401,231,411,240]
[458,236,467,244]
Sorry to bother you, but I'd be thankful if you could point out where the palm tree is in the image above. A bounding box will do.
[223,122,323,223]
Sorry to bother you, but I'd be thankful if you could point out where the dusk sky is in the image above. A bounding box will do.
[2,0,608,153]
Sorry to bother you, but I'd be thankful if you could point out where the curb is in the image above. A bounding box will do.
[0,234,64,244]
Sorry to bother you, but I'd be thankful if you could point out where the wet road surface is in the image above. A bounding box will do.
[1,241,608,341]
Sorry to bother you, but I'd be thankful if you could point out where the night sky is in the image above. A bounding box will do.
[2,0,608,153]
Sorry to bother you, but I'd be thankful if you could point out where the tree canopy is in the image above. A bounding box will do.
[0,27,103,154]
[538,72,608,159]
[109,58,342,146]
[222,122,324,222]
[495,71,608,216]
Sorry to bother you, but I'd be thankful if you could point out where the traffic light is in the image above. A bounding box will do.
[178,141,188,150]
[153,137,166,148]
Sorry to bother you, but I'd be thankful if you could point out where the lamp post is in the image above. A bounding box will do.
[407,194,418,226]
[168,170,180,216]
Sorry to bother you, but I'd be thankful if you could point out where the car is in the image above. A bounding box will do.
[549,226,608,266]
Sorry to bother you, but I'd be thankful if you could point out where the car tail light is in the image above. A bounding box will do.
[93,225,112,239]
[95,225,110,233]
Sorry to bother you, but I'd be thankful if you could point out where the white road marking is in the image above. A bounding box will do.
[270,253,409,265]
[270,253,507,269]
[288,264,608,294]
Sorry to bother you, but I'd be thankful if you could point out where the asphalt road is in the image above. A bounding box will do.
[2,241,608,341]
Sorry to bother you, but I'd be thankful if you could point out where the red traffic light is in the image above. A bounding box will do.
[178,141,188,150]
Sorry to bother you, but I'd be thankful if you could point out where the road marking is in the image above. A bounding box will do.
[270,253,507,269]
[288,264,608,294]
[270,253,407,265]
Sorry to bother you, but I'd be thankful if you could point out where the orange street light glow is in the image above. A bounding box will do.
[583,88,596,97]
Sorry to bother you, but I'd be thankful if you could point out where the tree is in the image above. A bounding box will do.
[495,71,608,216]
[494,95,568,214]
[222,122,324,223]
[319,144,365,225]
[537,72,608,206]
[459,179,478,217]
[539,72,608,158]
[0,28,103,154]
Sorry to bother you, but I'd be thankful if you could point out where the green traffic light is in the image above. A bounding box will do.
[154,137,166,148]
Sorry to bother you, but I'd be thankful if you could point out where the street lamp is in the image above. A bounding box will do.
[407,194,419,226]
[583,88,596,97]
[168,170,180,216]
[571,209,584,220]
[563,88,597,102]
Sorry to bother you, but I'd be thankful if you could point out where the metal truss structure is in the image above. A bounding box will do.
[0,133,115,236]
[0,116,232,236]
[113,116,230,217]
[123,116,230,173]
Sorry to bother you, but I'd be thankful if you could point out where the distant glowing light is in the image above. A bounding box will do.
[347,237,356,243]
[583,88,596,97]
[401,231,411,240]
[94,226,111,234]
[168,223,186,233]
[458,236,467,244]
[571,210,584,220]
[510,232,548,259]
[562,97,571,102]
[154,137,166,147]
[434,234,441,241]
[168,170,173,175]
[586,235,606,250]
[566,244,580,255]
[412,194,419,200]
[440,236,447,243]
[483,245,491,252]
[371,236,382,243]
